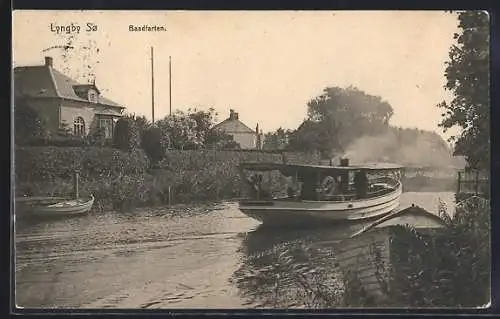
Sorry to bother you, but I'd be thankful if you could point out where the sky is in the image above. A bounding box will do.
[13,10,461,139]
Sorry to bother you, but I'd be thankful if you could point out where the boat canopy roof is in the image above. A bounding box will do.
[238,162,403,177]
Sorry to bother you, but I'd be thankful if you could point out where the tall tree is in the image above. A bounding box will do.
[289,86,393,158]
[262,127,293,150]
[437,11,490,169]
[156,111,202,150]
[187,107,218,144]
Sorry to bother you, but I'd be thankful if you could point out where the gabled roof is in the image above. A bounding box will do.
[14,64,124,109]
[212,118,255,134]
[349,205,447,238]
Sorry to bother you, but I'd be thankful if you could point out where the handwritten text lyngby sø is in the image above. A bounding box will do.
[49,22,98,34]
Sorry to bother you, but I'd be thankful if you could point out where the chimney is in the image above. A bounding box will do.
[45,56,53,67]
[229,109,239,120]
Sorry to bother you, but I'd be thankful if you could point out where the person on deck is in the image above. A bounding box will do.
[354,170,369,199]
[246,174,259,198]
[321,175,338,197]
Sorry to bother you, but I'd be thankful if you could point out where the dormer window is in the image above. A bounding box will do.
[88,89,98,103]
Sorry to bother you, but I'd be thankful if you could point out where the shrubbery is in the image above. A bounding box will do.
[301,196,490,308]
[113,117,140,152]
[14,146,320,211]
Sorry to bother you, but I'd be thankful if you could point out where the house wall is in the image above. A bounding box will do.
[60,100,97,136]
[335,227,391,302]
[231,132,257,149]
[24,98,60,135]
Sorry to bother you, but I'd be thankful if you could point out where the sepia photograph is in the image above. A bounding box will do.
[12,10,490,310]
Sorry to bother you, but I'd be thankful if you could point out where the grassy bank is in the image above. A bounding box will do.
[14,146,320,211]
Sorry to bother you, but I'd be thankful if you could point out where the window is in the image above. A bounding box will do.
[88,89,98,103]
[99,118,113,139]
[73,117,86,136]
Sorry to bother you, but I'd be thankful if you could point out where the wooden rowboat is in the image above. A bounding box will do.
[15,194,94,217]
[15,171,94,218]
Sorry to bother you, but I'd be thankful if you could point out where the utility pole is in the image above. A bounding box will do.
[151,47,155,123]
[169,55,172,116]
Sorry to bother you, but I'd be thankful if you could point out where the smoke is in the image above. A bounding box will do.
[334,128,466,168]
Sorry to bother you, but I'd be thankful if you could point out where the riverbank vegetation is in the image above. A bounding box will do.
[14,146,318,211]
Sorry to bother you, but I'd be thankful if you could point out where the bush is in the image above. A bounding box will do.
[113,117,140,152]
[350,196,491,308]
[15,146,149,182]
[14,99,47,145]
[141,127,165,166]
[15,146,320,210]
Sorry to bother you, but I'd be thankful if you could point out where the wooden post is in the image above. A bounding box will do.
[151,47,155,123]
[74,170,80,200]
[169,55,172,116]
[475,170,480,195]
[317,171,321,201]
[168,186,172,206]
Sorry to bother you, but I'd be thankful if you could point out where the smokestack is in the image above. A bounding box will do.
[340,158,349,167]
[45,56,53,67]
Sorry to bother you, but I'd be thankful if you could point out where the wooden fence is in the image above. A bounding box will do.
[457,169,489,196]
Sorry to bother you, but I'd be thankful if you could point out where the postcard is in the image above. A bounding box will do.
[12,10,491,310]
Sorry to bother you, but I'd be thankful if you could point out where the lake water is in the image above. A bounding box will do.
[14,191,456,309]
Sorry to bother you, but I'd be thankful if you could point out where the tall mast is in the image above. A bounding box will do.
[169,55,172,116]
[151,46,155,123]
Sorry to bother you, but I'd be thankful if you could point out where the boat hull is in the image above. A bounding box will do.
[16,195,95,217]
[238,184,402,227]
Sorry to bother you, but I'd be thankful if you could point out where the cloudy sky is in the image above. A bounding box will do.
[13,10,461,138]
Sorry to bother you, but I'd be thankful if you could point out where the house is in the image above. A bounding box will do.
[14,56,125,139]
[334,205,448,303]
[211,109,262,149]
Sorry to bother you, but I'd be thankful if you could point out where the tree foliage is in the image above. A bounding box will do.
[113,117,140,152]
[437,11,490,169]
[187,107,219,144]
[206,129,241,149]
[140,126,165,166]
[263,127,293,150]
[285,86,393,158]
[14,98,46,145]
[387,196,490,307]
[156,111,202,150]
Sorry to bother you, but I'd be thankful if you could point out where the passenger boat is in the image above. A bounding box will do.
[237,159,403,226]
[15,194,95,217]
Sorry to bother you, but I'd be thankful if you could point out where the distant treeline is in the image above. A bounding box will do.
[261,86,465,169]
